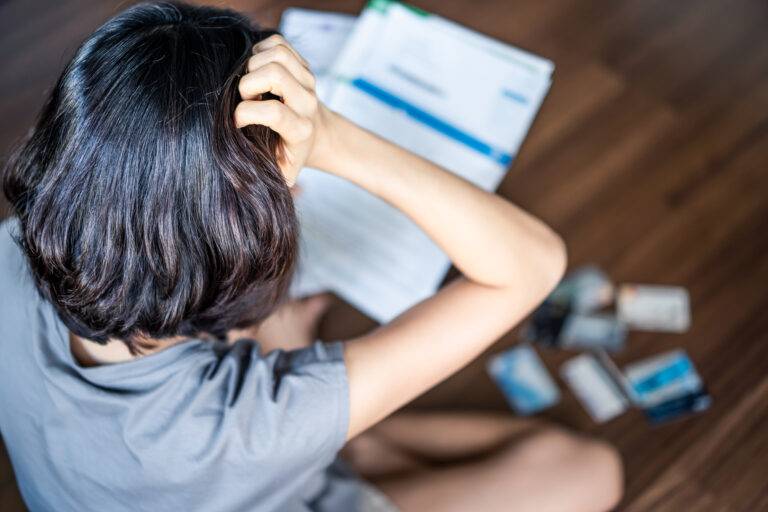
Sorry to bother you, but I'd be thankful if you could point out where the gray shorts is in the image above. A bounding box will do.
[316,457,400,512]
[358,481,399,512]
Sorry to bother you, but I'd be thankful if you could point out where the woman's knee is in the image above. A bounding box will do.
[578,438,624,510]
[502,428,624,511]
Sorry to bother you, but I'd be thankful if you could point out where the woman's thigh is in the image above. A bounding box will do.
[343,410,539,478]
[345,411,623,512]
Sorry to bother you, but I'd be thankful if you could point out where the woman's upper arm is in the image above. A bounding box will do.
[343,252,565,440]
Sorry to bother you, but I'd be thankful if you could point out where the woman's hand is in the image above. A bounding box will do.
[235,34,337,186]
[235,36,567,444]
[227,294,333,352]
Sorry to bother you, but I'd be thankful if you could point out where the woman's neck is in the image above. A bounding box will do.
[69,332,188,367]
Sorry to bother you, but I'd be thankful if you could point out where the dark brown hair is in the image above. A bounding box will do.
[2,2,297,351]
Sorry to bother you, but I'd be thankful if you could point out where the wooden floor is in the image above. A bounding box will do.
[1,0,767,510]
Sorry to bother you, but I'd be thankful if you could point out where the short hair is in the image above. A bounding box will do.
[2,2,297,350]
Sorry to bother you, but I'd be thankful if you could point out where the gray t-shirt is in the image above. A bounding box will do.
[0,219,362,512]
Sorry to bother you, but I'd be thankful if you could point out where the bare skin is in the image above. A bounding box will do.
[73,35,624,511]
[70,294,332,366]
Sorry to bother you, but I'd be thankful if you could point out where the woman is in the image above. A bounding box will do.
[0,2,622,511]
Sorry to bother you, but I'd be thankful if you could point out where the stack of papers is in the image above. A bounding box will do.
[281,1,554,322]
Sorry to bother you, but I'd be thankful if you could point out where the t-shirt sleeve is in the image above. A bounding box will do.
[0,219,40,328]
[203,339,350,471]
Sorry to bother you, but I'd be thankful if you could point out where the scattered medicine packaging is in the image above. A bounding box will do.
[494,266,707,425]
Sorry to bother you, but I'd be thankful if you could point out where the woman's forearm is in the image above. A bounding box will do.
[237,37,567,439]
[314,112,566,290]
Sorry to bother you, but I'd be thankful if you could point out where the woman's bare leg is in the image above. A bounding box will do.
[344,411,623,512]
[343,411,538,478]
[371,411,543,460]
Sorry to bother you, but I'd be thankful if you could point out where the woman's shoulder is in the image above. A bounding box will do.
[0,217,38,306]
[0,216,21,260]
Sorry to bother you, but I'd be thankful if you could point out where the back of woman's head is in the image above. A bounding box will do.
[2,1,296,348]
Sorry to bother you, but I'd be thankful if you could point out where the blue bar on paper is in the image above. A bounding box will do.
[350,77,514,166]
[502,88,529,104]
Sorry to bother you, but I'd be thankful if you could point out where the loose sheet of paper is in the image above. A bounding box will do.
[279,9,356,99]
[283,3,554,321]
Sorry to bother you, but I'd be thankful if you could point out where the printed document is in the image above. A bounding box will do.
[282,3,554,321]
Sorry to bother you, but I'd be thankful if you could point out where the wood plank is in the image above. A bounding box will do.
[2,1,768,510]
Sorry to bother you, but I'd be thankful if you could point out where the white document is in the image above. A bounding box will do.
[285,2,554,321]
[279,8,356,100]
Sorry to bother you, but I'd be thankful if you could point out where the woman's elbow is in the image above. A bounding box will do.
[510,231,567,302]
[493,228,567,293]
[534,231,567,294]
[548,233,568,287]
